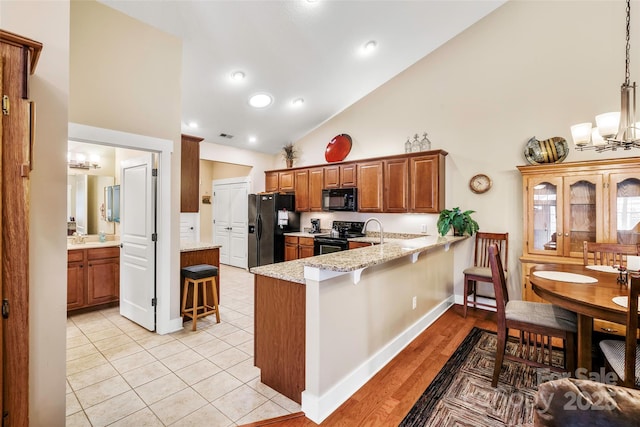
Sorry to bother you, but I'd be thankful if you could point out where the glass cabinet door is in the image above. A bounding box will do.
[610,173,640,244]
[563,175,603,257]
[527,177,563,256]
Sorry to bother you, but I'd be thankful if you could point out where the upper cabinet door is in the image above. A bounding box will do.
[357,161,383,212]
[384,158,408,213]
[525,176,563,257]
[409,154,443,213]
[308,168,324,211]
[180,134,203,212]
[609,173,640,245]
[294,169,309,212]
[563,174,603,258]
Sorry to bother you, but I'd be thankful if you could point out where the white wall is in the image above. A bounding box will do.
[1,1,70,425]
[293,0,640,300]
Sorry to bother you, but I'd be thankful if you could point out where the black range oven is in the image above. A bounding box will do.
[313,221,365,255]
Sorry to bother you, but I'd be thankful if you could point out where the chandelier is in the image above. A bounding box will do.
[571,0,639,152]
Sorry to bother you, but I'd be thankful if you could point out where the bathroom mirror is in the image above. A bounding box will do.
[106,184,120,223]
[67,174,115,235]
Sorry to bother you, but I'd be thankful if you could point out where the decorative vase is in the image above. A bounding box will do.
[286,158,293,168]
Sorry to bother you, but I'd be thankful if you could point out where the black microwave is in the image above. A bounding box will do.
[322,188,357,211]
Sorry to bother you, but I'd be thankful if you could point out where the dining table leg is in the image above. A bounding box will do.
[576,314,593,374]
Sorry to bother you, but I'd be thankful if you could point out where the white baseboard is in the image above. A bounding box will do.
[301,295,455,424]
[453,294,497,312]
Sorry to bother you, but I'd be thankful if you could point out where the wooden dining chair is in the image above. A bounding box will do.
[598,274,640,388]
[488,243,577,387]
[583,241,640,267]
[462,232,508,317]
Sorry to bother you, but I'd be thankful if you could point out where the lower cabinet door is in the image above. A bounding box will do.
[87,257,120,306]
[67,261,85,310]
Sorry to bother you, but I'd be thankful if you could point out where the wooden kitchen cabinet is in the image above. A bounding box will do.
[409,153,445,213]
[180,134,203,212]
[284,236,315,260]
[518,157,640,335]
[67,247,120,312]
[358,160,384,212]
[308,167,324,211]
[294,169,309,211]
[264,149,448,213]
[384,158,409,212]
[324,163,357,188]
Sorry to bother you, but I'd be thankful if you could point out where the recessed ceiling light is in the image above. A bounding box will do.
[188,121,198,128]
[292,98,305,107]
[363,40,377,53]
[248,136,257,143]
[249,93,273,108]
[231,71,245,81]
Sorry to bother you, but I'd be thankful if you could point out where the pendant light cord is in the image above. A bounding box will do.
[626,0,631,86]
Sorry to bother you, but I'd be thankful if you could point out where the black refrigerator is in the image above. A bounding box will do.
[248,193,300,268]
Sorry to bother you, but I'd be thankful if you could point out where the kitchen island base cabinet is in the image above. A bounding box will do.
[254,275,305,404]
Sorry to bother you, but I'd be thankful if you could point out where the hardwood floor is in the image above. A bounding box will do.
[241,304,497,426]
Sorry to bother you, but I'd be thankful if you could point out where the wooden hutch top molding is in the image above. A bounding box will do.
[265,149,448,173]
[518,156,640,175]
[0,30,43,74]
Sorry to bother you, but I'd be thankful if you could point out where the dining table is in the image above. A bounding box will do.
[529,263,636,373]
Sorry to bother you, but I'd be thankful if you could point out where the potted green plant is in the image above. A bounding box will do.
[282,143,297,168]
[437,207,479,236]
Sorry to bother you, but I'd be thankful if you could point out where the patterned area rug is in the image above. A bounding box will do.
[399,327,564,427]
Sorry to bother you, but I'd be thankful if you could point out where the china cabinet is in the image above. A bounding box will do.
[518,158,640,325]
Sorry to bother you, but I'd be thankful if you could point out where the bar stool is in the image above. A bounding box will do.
[180,264,220,331]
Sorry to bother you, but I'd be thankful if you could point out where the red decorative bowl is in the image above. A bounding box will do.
[325,134,352,163]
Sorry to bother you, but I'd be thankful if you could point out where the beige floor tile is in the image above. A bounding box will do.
[226,358,260,383]
[76,318,114,334]
[271,392,302,413]
[75,376,131,409]
[219,330,253,347]
[205,322,241,338]
[84,326,124,343]
[93,333,134,352]
[121,360,171,388]
[100,341,144,361]
[228,315,254,330]
[169,403,234,427]
[178,330,219,348]
[160,348,204,372]
[236,400,291,425]
[212,384,269,421]
[108,407,164,427]
[68,363,119,391]
[246,377,279,399]
[70,311,105,325]
[147,339,189,360]
[66,392,82,416]
[66,325,84,339]
[136,332,176,350]
[149,387,208,425]
[67,343,99,362]
[192,336,232,358]
[66,410,92,427]
[174,358,222,386]
[110,350,156,374]
[67,352,108,376]
[192,371,243,402]
[84,390,146,427]
[135,372,188,405]
[236,339,254,356]
[208,347,250,370]
[66,380,73,394]
[67,334,91,349]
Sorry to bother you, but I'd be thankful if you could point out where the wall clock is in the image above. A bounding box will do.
[469,173,492,194]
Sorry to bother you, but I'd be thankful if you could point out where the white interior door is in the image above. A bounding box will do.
[213,185,231,265]
[120,153,156,331]
[212,179,249,268]
[229,184,248,268]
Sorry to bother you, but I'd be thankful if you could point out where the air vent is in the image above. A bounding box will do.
[219,133,234,139]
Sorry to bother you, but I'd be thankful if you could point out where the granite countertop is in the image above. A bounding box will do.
[67,236,120,250]
[251,234,466,283]
[180,241,222,252]
[284,231,326,238]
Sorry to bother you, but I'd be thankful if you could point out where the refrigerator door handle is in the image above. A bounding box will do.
[257,214,262,240]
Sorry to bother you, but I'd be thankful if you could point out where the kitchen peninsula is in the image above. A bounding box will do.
[251,234,464,423]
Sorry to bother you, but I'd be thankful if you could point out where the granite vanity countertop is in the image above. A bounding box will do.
[180,241,222,252]
[251,235,466,283]
[67,237,120,250]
